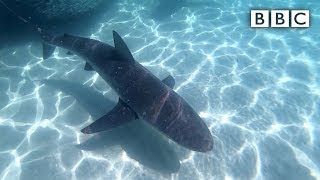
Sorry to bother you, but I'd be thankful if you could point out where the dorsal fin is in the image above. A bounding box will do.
[113,30,134,62]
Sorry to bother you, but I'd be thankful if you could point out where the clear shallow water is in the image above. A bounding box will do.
[0,0,320,179]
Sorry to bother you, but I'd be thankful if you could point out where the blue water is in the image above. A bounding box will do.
[0,0,320,179]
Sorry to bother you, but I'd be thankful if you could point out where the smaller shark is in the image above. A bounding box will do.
[40,29,213,152]
[42,79,180,173]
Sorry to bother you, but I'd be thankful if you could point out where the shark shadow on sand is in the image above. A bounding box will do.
[41,79,180,173]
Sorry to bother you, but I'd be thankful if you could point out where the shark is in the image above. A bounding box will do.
[42,79,180,173]
[40,29,213,152]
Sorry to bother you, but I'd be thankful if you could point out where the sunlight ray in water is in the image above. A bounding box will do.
[0,0,319,179]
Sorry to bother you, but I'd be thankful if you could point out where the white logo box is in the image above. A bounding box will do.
[251,10,310,28]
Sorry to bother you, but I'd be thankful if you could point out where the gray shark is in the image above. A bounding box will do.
[41,79,180,173]
[40,29,213,152]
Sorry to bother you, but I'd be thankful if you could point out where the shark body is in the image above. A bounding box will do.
[40,30,213,152]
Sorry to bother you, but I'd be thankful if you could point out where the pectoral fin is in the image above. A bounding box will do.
[81,98,137,134]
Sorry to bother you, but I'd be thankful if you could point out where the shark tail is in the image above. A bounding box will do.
[0,0,56,60]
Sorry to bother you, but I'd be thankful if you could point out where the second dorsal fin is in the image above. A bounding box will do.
[162,75,175,89]
[113,30,134,62]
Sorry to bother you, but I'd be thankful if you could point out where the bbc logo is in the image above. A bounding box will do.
[251,10,310,28]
